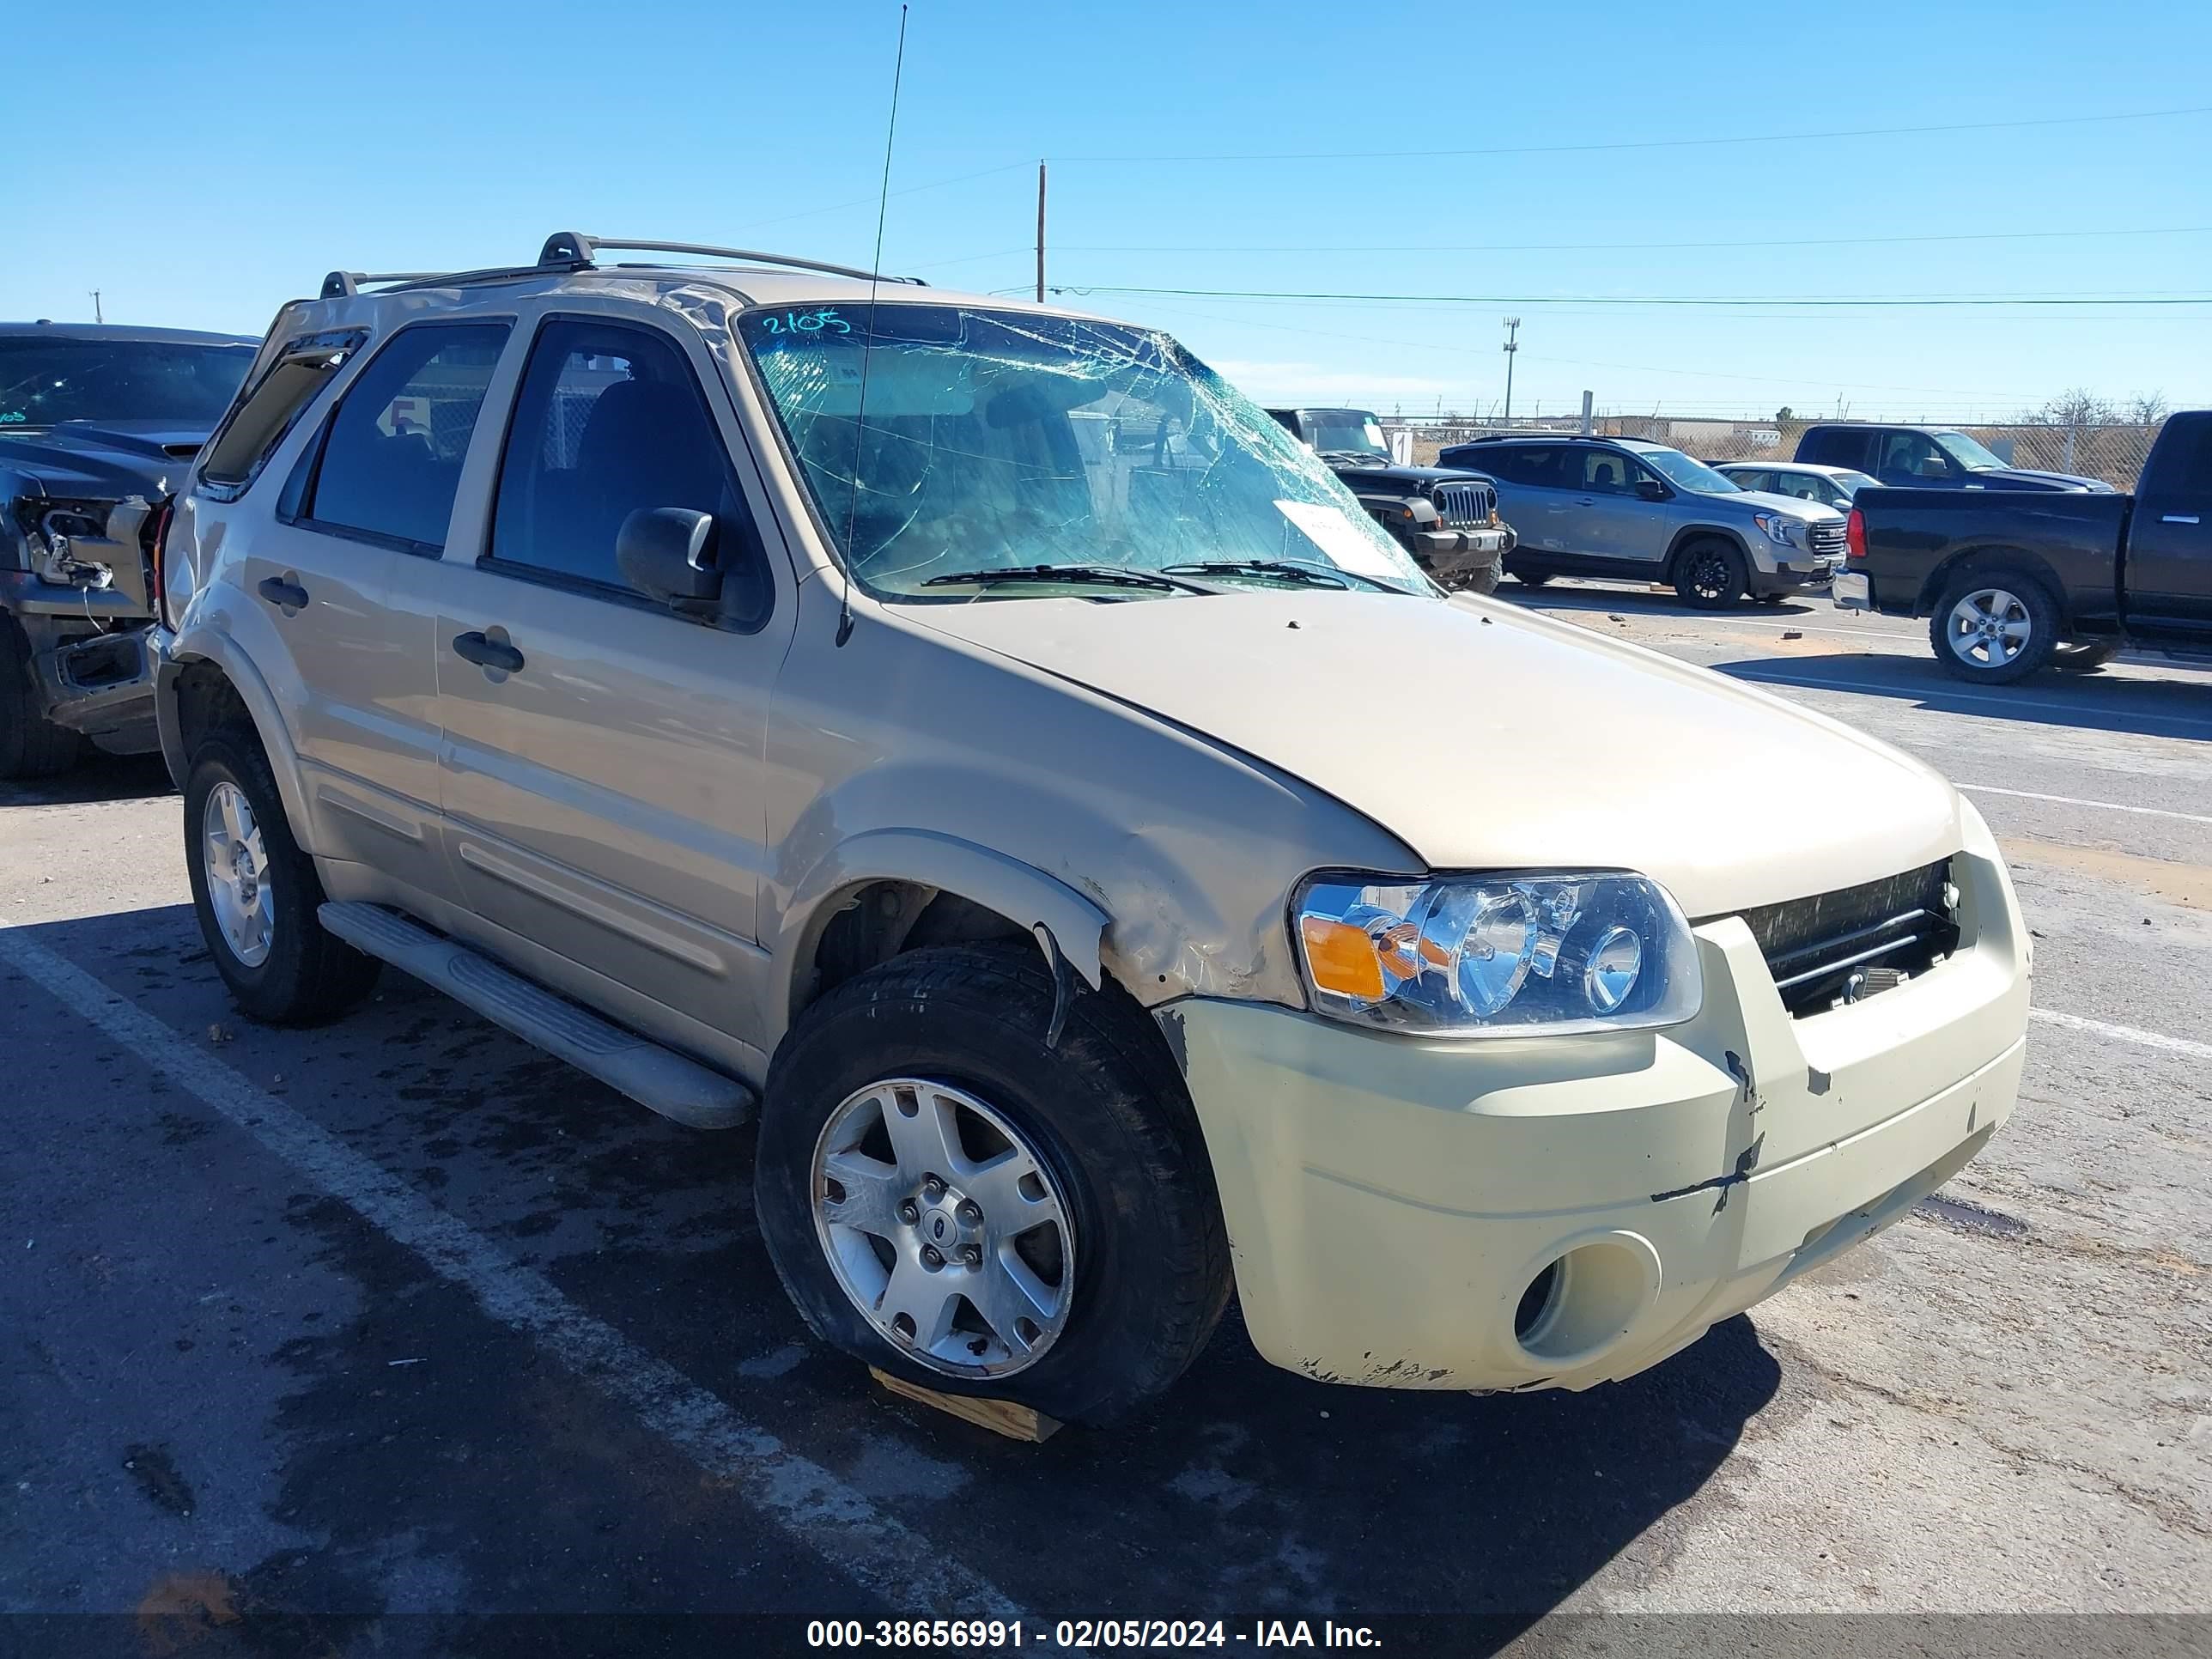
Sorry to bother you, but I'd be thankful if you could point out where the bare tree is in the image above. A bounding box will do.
[2024,388,2118,427]
[2127,392,2170,425]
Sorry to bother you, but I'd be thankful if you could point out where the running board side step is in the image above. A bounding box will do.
[318,902,753,1130]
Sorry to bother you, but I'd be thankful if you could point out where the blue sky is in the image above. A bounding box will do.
[12,0,2210,422]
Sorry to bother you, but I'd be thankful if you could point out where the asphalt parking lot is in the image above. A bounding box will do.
[3,580,2209,1653]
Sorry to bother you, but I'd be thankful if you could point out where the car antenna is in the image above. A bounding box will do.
[838,3,909,649]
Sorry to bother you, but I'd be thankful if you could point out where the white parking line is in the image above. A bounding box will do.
[2031,1006,2212,1061]
[0,928,1025,1620]
[1959,784,2212,826]
[1725,671,2212,734]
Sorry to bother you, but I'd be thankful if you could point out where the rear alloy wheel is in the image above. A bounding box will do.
[184,732,381,1024]
[1674,539,1748,610]
[1929,574,2058,683]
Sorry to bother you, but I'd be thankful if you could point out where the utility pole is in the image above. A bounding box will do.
[1500,316,1521,427]
[88,289,104,324]
[1035,161,1047,304]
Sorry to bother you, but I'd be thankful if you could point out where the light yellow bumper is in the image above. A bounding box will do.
[1164,825,2029,1392]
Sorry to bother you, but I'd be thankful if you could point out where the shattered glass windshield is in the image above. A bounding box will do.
[0,337,254,428]
[738,305,1430,598]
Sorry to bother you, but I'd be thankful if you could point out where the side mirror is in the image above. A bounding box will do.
[1635,478,1668,501]
[617,507,722,613]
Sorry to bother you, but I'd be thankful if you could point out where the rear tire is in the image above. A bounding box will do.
[1512,567,1553,587]
[755,944,1231,1424]
[1929,571,2059,684]
[1674,538,1748,610]
[0,611,82,781]
[184,730,380,1024]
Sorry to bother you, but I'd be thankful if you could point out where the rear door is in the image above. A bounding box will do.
[432,304,794,1040]
[216,319,511,903]
[1481,444,1568,551]
[2123,411,2212,637]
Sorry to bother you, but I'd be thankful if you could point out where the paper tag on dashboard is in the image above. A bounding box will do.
[1273,500,1406,580]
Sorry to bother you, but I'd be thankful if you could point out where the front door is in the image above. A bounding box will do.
[433,308,794,1038]
[1562,447,1670,566]
[229,319,511,903]
[2124,412,2212,637]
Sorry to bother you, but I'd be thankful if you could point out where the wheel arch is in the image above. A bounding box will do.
[1914,545,2069,623]
[772,829,1109,1052]
[1661,524,1753,580]
[157,627,316,846]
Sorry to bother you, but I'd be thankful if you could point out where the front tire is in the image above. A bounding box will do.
[0,611,82,781]
[184,731,380,1024]
[1929,572,2059,684]
[1674,538,1749,610]
[755,944,1231,1424]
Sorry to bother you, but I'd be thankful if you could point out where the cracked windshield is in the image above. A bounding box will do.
[740,304,1429,597]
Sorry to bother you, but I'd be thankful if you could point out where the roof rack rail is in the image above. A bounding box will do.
[535,232,926,287]
[320,270,443,300]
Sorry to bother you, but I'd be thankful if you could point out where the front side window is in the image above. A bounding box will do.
[489,319,767,621]
[739,305,1428,598]
[1580,449,1638,493]
[0,336,255,430]
[307,324,510,550]
[1878,432,1950,481]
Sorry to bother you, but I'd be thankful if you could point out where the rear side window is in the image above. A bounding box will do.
[305,324,510,551]
[489,317,769,623]
[198,331,363,495]
[1487,445,1559,486]
[1806,427,1875,471]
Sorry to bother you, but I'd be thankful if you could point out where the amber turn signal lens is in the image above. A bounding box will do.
[1298,915,1387,1001]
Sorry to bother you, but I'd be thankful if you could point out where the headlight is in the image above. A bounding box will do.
[1292,871,1701,1036]
[1752,512,1802,548]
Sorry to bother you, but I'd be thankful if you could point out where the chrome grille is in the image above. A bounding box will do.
[1726,860,1958,1018]
[1808,520,1848,560]
[1432,482,1493,527]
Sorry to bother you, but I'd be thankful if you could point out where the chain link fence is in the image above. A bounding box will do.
[1395,416,2162,489]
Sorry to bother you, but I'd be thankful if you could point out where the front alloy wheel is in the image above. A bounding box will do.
[812,1078,1074,1377]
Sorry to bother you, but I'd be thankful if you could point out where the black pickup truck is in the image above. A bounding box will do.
[1836,410,2211,683]
[3,322,255,776]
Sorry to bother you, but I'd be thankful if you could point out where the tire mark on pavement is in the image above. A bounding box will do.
[0,927,1025,1621]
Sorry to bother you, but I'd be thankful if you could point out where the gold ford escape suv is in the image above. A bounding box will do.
[154,234,2031,1422]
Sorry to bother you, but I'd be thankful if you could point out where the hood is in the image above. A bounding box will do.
[908,590,1960,917]
[0,420,209,501]
[1966,466,2113,493]
[1728,489,1847,523]
[1328,462,1496,489]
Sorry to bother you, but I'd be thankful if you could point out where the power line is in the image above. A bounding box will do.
[1052,284,2212,310]
[1054,104,2212,164]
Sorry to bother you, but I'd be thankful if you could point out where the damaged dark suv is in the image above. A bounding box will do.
[1266,406,1516,592]
[2,322,256,777]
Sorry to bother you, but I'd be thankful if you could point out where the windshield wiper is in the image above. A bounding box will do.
[919,563,1210,595]
[1162,558,1416,594]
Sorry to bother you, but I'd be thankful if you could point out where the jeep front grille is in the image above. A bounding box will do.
[1433,482,1493,527]
[1808,520,1848,560]
[1726,860,1958,1017]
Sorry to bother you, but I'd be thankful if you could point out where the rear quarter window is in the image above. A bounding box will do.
[197,331,365,495]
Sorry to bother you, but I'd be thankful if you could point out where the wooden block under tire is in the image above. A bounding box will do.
[867,1367,1063,1443]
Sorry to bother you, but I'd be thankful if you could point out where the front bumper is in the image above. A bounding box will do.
[1163,817,2028,1393]
[1414,526,1515,580]
[1751,557,1840,596]
[21,617,161,752]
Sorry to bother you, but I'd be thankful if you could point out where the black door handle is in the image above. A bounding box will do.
[451,630,525,673]
[258,576,309,610]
